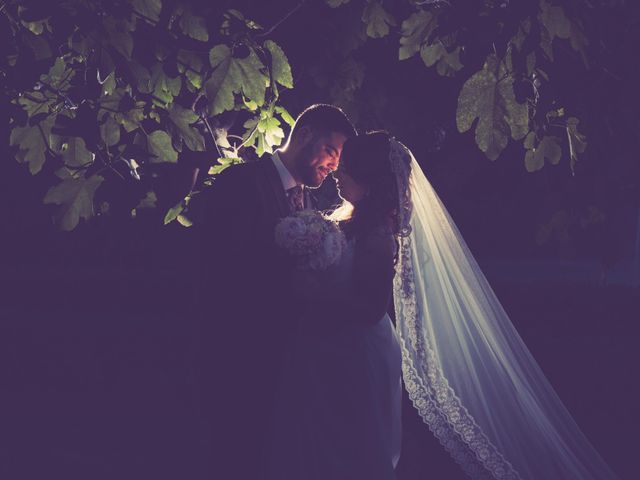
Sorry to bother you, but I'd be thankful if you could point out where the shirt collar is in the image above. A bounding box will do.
[272,151,299,191]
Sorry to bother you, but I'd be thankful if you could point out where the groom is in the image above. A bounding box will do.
[197,104,356,478]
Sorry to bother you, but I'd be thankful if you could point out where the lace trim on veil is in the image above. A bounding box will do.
[390,139,521,480]
[394,236,520,480]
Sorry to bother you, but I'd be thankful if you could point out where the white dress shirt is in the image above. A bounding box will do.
[271,151,298,191]
[272,151,310,211]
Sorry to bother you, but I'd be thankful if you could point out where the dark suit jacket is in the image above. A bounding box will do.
[195,157,299,478]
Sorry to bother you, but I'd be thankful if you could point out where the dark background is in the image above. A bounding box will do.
[1,1,638,478]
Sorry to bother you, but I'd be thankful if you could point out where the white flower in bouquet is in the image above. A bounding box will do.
[275,210,346,270]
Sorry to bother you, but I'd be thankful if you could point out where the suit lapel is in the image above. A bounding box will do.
[256,157,290,218]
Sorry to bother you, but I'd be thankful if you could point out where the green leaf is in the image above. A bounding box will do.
[233,49,269,106]
[546,107,565,121]
[242,116,259,147]
[10,117,54,174]
[17,91,53,118]
[456,53,529,160]
[114,100,146,133]
[538,0,570,40]
[206,45,234,115]
[148,130,178,163]
[524,131,536,150]
[209,44,229,69]
[264,40,293,88]
[103,17,134,60]
[61,137,95,167]
[41,57,74,90]
[399,11,438,60]
[127,61,151,93]
[420,42,463,76]
[214,128,232,150]
[220,9,262,35]
[168,104,205,151]
[101,72,117,96]
[98,47,116,80]
[275,106,295,127]
[177,50,204,89]
[179,10,209,41]
[241,113,284,157]
[69,30,91,56]
[524,135,562,172]
[136,191,157,209]
[435,46,463,76]
[177,214,193,227]
[131,190,157,218]
[132,0,162,23]
[100,114,121,146]
[420,42,445,67]
[243,97,259,111]
[538,0,571,61]
[149,64,182,104]
[21,19,47,35]
[208,157,243,175]
[123,157,142,180]
[43,173,104,231]
[219,156,240,165]
[566,117,587,173]
[23,32,52,60]
[511,17,532,52]
[362,1,396,39]
[164,199,184,224]
[259,116,285,151]
[524,150,536,172]
[205,45,269,115]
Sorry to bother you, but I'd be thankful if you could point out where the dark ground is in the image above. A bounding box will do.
[0,252,637,479]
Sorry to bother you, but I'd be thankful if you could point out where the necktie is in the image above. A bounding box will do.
[287,185,304,213]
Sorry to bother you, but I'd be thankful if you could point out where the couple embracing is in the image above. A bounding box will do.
[198,104,400,479]
[196,104,620,480]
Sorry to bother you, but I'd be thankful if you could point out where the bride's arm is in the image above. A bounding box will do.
[289,230,396,325]
[336,231,396,325]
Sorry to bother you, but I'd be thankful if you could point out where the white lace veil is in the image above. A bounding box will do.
[390,139,620,480]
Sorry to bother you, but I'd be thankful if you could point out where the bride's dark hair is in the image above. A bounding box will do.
[336,130,402,239]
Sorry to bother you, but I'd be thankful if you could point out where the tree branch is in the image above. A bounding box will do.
[38,79,77,109]
[256,0,307,38]
[200,114,222,159]
[37,123,57,157]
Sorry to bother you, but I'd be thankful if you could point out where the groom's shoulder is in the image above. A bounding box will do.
[218,159,264,184]
[208,162,255,194]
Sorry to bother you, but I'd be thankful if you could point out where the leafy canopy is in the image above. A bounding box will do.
[5,0,598,231]
[5,0,294,229]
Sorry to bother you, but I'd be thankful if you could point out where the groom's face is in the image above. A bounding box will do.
[297,130,347,188]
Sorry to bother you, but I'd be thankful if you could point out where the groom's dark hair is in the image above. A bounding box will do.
[289,104,356,140]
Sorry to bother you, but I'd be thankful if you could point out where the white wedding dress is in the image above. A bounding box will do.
[267,137,620,480]
[267,237,403,480]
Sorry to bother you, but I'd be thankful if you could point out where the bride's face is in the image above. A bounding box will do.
[333,168,368,204]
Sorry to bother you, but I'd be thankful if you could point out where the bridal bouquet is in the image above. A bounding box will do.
[275,210,346,271]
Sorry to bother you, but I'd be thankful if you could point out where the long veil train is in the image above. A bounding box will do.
[390,140,619,480]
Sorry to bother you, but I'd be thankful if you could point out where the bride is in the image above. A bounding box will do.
[267,131,620,480]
